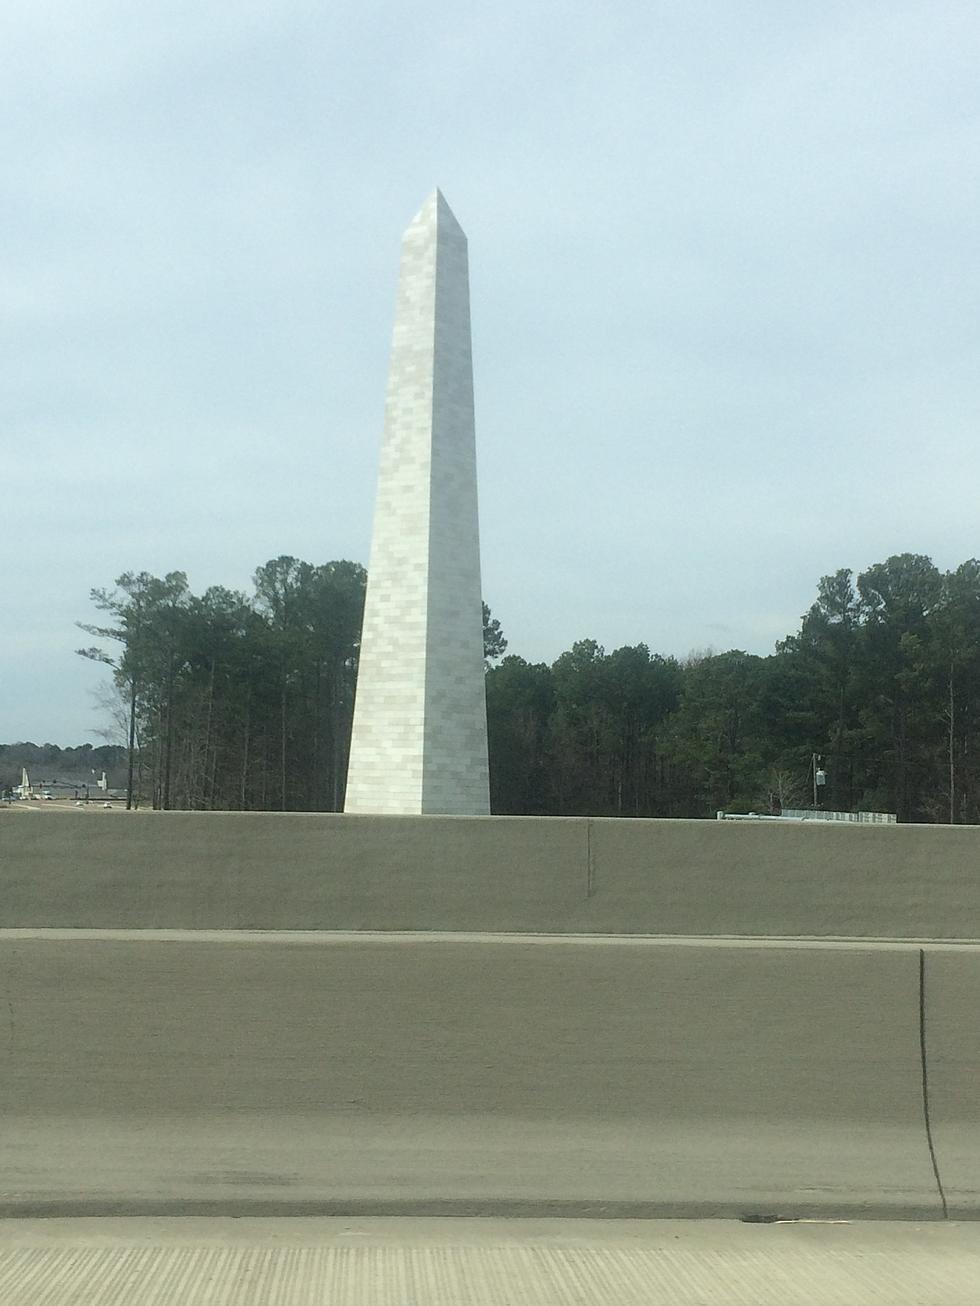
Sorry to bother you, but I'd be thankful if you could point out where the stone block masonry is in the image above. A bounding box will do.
[345,191,490,815]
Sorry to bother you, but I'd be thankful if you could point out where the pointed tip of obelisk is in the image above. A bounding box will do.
[408,188,465,238]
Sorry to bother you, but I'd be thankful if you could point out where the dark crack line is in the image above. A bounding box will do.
[919,948,948,1218]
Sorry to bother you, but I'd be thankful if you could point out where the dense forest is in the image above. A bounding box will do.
[74,552,980,823]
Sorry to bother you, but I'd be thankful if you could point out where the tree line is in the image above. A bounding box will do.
[78,552,980,822]
[78,559,367,812]
[0,742,126,792]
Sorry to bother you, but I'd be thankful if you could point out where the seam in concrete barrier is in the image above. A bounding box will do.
[919,947,949,1218]
[586,819,596,898]
[3,929,980,950]
[0,1197,949,1221]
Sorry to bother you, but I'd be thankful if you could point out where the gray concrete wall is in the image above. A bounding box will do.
[2,811,979,937]
[921,949,980,1218]
[0,932,956,1219]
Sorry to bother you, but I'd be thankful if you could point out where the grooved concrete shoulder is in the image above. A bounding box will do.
[2,1219,980,1305]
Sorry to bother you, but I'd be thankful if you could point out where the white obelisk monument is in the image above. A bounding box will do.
[344,191,491,815]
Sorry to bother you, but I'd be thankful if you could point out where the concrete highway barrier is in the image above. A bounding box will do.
[921,948,980,1218]
[0,931,958,1219]
[2,811,975,1219]
[2,810,980,936]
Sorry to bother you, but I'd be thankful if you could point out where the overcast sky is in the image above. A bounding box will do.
[3,0,979,744]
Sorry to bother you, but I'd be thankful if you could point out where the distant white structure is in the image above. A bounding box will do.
[780,808,897,824]
[344,191,490,815]
[718,809,898,824]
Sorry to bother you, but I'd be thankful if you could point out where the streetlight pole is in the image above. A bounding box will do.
[812,754,827,808]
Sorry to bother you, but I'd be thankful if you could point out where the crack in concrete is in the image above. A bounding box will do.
[919,948,948,1218]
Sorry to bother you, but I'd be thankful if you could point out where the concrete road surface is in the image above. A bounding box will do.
[1,1217,979,1305]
